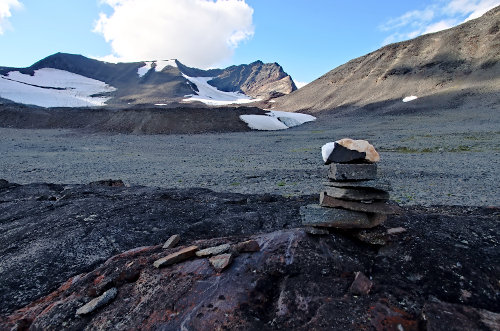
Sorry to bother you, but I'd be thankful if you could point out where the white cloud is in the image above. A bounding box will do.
[0,0,22,35]
[94,0,254,68]
[380,0,500,45]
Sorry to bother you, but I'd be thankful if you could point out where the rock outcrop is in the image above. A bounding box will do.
[1,206,499,330]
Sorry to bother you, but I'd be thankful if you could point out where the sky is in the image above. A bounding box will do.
[0,0,498,86]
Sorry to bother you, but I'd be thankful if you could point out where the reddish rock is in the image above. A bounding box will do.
[320,192,400,214]
[233,240,260,252]
[153,246,198,268]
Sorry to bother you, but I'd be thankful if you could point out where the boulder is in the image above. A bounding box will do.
[320,193,400,214]
[153,246,198,268]
[162,234,180,249]
[209,253,233,272]
[322,139,380,164]
[76,287,117,316]
[328,163,377,181]
[300,204,386,229]
[323,186,389,202]
[196,243,231,257]
[349,272,373,295]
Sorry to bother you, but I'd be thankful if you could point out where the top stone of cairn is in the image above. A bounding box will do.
[321,138,380,165]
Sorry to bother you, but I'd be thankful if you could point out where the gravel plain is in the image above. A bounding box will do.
[1,107,499,207]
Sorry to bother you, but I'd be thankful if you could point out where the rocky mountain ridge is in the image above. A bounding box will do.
[0,53,297,107]
[274,5,500,113]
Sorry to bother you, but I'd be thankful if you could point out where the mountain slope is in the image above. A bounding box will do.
[275,6,500,113]
[0,54,297,107]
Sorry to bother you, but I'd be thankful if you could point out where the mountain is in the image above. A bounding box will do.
[274,6,500,113]
[0,53,297,108]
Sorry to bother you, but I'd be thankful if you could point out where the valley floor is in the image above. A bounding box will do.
[0,107,499,206]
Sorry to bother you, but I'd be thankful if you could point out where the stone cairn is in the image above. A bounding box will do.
[301,138,400,233]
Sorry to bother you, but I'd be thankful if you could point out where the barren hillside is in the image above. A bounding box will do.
[275,6,500,113]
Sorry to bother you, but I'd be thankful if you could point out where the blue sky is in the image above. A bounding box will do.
[0,0,498,85]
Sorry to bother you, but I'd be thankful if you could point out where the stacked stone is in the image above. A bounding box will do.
[301,138,398,231]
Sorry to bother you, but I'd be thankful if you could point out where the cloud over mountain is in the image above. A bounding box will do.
[0,0,22,35]
[380,0,500,45]
[94,0,254,68]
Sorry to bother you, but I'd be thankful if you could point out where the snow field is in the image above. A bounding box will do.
[240,110,316,131]
[0,68,116,107]
[182,75,256,106]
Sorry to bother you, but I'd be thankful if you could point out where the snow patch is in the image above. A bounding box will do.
[321,142,336,163]
[240,110,316,131]
[403,95,418,102]
[0,68,116,107]
[182,75,258,106]
[267,110,316,128]
[137,61,153,77]
[240,115,289,131]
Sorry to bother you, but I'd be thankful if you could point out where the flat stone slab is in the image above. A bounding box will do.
[234,240,260,253]
[323,178,392,192]
[323,186,389,202]
[196,243,230,257]
[320,193,400,214]
[209,253,233,272]
[328,163,377,181]
[300,204,386,229]
[162,234,180,249]
[76,287,117,316]
[153,246,198,268]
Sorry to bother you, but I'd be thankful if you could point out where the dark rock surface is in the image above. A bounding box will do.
[328,163,378,181]
[0,181,314,315]
[325,144,367,164]
[0,192,498,330]
[0,104,266,134]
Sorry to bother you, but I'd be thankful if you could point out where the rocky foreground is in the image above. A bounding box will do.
[0,180,498,330]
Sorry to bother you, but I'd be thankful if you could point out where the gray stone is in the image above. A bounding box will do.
[387,227,407,235]
[209,253,233,272]
[304,226,330,235]
[233,240,260,253]
[196,243,231,257]
[349,272,373,295]
[323,178,392,191]
[153,246,198,268]
[328,163,377,181]
[300,204,386,229]
[323,186,389,201]
[76,287,117,316]
[319,192,400,214]
[162,234,180,249]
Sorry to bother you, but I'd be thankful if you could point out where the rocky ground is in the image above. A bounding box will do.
[0,103,498,207]
[0,180,498,330]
